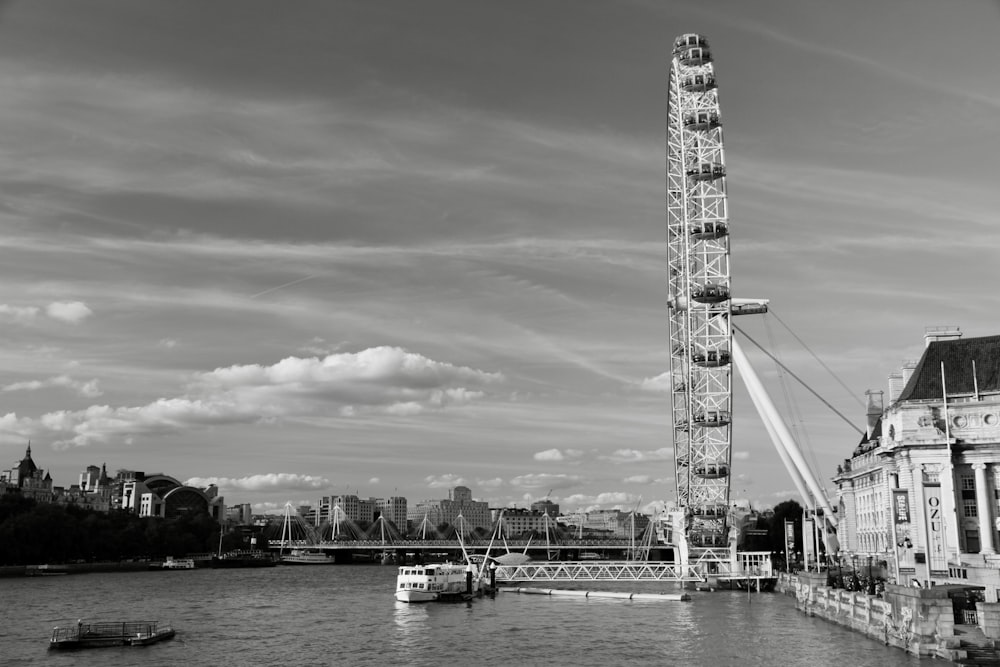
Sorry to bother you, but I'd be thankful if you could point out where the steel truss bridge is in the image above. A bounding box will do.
[267,538,649,555]
[492,561,704,583]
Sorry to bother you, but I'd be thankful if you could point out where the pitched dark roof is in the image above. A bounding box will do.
[17,444,37,476]
[858,416,882,446]
[897,335,1000,402]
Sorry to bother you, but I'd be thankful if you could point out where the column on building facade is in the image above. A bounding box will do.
[911,464,928,568]
[940,461,962,564]
[973,463,996,555]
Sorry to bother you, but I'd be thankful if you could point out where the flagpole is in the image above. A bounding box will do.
[941,361,961,566]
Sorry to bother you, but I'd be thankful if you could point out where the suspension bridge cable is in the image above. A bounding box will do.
[732,323,864,436]
[768,309,866,409]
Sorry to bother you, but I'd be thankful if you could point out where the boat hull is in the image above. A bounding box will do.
[394,563,480,603]
[394,589,439,603]
[211,549,277,568]
[280,549,334,565]
[211,558,276,569]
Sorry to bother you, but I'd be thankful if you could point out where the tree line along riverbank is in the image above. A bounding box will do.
[0,495,246,570]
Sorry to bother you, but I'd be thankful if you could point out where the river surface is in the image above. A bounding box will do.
[4,565,927,666]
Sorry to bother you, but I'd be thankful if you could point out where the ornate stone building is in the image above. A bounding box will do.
[117,471,225,521]
[1,444,54,502]
[834,328,1000,597]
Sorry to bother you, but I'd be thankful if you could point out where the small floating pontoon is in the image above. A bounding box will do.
[49,620,176,649]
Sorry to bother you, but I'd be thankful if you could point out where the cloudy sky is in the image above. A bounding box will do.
[1,0,998,515]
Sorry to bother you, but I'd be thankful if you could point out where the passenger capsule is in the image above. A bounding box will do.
[691,410,731,427]
[691,349,731,367]
[693,462,730,479]
[678,46,712,67]
[681,74,717,93]
[691,283,729,303]
[685,162,725,181]
[689,220,728,240]
[690,504,728,519]
[683,111,721,131]
[688,532,726,547]
[673,33,708,54]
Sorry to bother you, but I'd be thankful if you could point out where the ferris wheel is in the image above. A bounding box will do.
[666,33,733,551]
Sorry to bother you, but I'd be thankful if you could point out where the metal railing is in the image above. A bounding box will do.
[494,560,705,583]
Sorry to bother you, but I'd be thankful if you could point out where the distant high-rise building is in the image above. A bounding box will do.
[375,496,408,530]
[407,486,491,532]
[531,499,560,517]
[226,503,253,525]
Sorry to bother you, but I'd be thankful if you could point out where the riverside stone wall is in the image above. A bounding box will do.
[777,571,963,660]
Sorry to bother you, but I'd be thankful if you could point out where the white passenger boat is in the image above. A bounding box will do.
[161,557,195,570]
[395,563,479,602]
[280,548,334,565]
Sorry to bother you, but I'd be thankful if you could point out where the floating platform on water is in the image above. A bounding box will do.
[49,620,176,649]
[501,587,690,601]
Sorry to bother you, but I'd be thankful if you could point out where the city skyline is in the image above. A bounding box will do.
[1,1,999,514]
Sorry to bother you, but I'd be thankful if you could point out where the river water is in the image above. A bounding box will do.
[4,565,927,666]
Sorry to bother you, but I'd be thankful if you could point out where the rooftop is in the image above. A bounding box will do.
[897,335,1000,402]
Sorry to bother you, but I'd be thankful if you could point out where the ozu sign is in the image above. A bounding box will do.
[924,485,947,571]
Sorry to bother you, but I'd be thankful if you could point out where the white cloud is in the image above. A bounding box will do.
[562,491,639,512]
[186,473,331,492]
[623,475,652,484]
[733,451,750,460]
[0,412,28,444]
[2,375,102,398]
[639,371,672,392]
[18,346,502,447]
[158,338,178,349]
[0,305,40,323]
[476,477,504,489]
[425,474,467,489]
[533,448,584,462]
[46,301,93,324]
[601,447,673,464]
[368,477,380,485]
[508,473,581,490]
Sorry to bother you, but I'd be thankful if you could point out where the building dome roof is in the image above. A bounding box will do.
[16,443,38,478]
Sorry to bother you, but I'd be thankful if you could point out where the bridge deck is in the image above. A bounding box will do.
[494,561,705,583]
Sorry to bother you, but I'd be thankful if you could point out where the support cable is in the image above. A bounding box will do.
[769,309,865,409]
[733,323,863,436]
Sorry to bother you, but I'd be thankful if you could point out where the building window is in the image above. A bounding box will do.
[965,531,981,555]
[962,475,976,492]
[964,499,979,518]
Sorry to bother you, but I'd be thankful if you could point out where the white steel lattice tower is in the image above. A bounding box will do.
[666,34,732,550]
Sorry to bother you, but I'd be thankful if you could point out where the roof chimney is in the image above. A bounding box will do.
[865,390,883,438]
[924,326,962,348]
[888,372,904,402]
